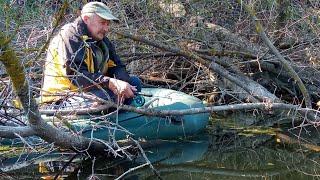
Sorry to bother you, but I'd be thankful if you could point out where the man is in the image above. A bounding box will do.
[41,2,141,106]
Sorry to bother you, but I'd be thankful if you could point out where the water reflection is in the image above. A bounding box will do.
[125,134,320,180]
[1,132,320,179]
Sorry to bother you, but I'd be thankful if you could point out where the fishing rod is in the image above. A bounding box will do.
[135,92,153,97]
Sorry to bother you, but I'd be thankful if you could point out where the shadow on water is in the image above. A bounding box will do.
[2,115,320,179]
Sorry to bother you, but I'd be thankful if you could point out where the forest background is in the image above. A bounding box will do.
[0,0,320,178]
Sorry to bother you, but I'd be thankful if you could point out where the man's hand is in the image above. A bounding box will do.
[108,78,137,103]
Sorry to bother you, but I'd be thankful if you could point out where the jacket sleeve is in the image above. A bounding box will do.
[63,36,108,90]
[104,38,131,82]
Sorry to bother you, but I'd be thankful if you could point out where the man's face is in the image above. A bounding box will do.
[84,14,110,41]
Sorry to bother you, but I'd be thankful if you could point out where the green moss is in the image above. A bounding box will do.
[0,32,26,94]
[0,50,26,92]
[255,23,263,33]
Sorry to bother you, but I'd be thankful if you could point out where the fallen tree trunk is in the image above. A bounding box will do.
[116,31,279,103]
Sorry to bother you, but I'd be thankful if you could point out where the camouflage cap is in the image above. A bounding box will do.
[81,2,119,22]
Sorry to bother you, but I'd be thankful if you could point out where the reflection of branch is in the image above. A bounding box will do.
[119,137,162,180]
[0,149,66,172]
[53,153,79,180]
[116,163,149,180]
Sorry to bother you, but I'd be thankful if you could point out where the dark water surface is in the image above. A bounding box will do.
[1,117,320,179]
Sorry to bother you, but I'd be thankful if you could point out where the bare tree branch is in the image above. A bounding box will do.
[0,125,35,138]
[237,0,312,108]
[116,31,279,103]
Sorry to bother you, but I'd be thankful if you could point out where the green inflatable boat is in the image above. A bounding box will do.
[45,88,209,140]
[4,88,209,145]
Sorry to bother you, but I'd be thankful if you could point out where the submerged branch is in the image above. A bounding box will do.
[276,133,320,152]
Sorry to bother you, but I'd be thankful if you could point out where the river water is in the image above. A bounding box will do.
[1,115,320,179]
